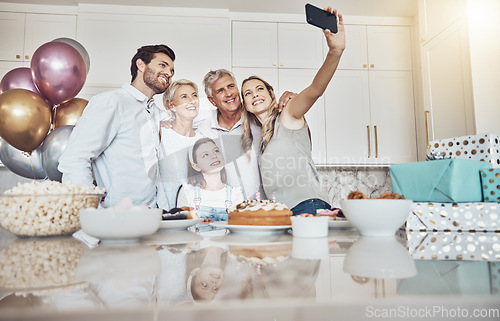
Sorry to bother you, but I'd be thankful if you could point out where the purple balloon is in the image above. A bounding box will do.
[31,41,87,105]
[1,67,42,96]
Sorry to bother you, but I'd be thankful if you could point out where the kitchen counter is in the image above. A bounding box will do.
[0,226,498,321]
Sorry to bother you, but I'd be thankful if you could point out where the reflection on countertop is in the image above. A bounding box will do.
[0,226,498,320]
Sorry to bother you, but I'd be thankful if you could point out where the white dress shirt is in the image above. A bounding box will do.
[58,83,162,208]
[196,110,264,200]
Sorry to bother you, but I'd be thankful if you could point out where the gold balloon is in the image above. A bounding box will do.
[0,89,51,152]
[53,97,88,128]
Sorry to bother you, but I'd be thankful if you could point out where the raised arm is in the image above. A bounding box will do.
[281,7,345,128]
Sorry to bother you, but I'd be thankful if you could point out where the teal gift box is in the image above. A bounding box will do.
[481,168,500,202]
[390,159,492,202]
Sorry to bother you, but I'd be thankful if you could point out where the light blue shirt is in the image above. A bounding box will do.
[59,83,163,208]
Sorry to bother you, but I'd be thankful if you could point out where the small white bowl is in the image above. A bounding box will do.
[291,216,329,238]
[79,208,162,241]
[343,236,416,279]
[340,199,412,237]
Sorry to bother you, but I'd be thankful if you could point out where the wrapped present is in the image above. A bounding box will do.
[481,168,500,202]
[402,231,499,261]
[390,159,491,202]
[403,202,500,232]
[429,133,500,168]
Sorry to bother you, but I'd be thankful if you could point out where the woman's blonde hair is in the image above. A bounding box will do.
[240,76,279,154]
[187,137,227,188]
[162,79,198,119]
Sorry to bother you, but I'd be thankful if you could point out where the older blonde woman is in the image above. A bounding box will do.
[240,7,345,216]
[158,79,203,210]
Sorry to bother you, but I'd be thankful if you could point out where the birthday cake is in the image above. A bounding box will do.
[228,200,292,226]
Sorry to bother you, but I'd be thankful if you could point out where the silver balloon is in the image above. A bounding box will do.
[41,125,74,182]
[52,38,91,74]
[0,139,46,179]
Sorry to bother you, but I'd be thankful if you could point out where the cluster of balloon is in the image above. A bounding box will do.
[0,38,90,181]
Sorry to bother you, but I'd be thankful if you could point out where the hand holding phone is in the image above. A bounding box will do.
[305,3,338,33]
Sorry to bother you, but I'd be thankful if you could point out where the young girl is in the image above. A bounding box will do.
[177,137,243,221]
[185,246,228,302]
[240,7,345,216]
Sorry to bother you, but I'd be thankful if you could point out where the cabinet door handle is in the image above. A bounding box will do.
[280,62,284,66]
[272,62,276,66]
[370,64,374,69]
[363,64,367,68]
[367,125,371,158]
[424,110,431,149]
[16,54,21,59]
[374,125,379,158]
[25,55,29,60]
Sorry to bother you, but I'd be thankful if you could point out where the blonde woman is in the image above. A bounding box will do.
[158,79,203,210]
[240,7,345,216]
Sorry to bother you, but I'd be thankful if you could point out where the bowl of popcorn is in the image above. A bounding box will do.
[0,181,104,237]
[291,214,329,238]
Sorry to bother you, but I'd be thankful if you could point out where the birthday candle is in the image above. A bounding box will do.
[255,190,261,202]
[272,192,276,203]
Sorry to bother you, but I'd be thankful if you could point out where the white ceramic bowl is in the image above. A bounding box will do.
[340,199,412,237]
[291,216,329,238]
[79,208,162,241]
[343,236,416,279]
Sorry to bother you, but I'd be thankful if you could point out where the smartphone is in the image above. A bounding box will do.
[305,3,337,33]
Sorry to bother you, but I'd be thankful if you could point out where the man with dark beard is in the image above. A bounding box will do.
[59,45,175,208]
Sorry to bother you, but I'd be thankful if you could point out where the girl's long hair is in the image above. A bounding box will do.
[187,137,227,188]
[240,76,279,154]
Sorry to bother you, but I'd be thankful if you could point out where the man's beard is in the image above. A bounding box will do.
[143,65,169,94]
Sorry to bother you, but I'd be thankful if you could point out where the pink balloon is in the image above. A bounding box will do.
[31,41,87,105]
[1,67,42,96]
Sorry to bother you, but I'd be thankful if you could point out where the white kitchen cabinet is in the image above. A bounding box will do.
[338,25,412,71]
[336,25,367,70]
[232,21,324,69]
[0,12,25,61]
[421,18,474,142]
[325,70,416,164]
[369,71,417,163]
[0,12,76,62]
[326,25,416,164]
[232,22,277,68]
[324,70,370,164]
[78,13,230,88]
[419,0,466,44]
